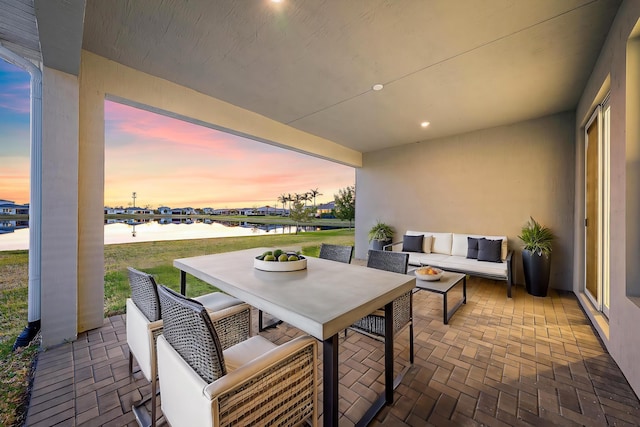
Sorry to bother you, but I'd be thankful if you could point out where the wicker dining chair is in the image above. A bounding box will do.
[126,267,250,427]
[156,285,318,427]
[348,250,414,363]
[319,243,354,264]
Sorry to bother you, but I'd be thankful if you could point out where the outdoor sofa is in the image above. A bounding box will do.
[385,230,514,297]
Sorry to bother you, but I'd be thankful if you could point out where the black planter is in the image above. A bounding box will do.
[370,239,392,251]
[522,249,551,297]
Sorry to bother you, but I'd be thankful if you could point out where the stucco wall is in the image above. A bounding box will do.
[41,67,79,346]
[355,112,576,291]
[574,0,640,397]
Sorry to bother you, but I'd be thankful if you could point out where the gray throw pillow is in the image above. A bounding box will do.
[402,234,424,253]
[467,237,484,259]
[477,238,502,262]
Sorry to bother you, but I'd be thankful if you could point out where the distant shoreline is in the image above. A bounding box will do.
[0,214,352,228]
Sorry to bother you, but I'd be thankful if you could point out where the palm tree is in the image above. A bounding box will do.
[287,193,294,215]
[302,192,312,207]
[278,194,288,215]
[309,188,322,207]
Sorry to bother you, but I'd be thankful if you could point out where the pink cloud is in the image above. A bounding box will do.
[104,100,354,208]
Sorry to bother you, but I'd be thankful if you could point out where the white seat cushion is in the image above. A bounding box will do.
[223,335,277,372]
[438,256,508,278]
[407,252,450,266]
[194,292,243,312]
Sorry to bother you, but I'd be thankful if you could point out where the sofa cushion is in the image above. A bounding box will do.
[452,233,508,260]
[407,252,450,267]
[477,238,502,262]
[438,256,508,278]
[430,232,453,255]
[466,237,482,259]
[405,230,432,253]
[402,234,423,252]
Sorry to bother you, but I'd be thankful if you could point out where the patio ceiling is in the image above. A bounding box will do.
[2,0,622,153]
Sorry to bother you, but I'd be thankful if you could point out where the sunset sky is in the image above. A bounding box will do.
[1,59,354,209]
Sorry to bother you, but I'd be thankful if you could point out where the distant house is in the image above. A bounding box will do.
[104,207,126,214]
[125,207,152,215]
[316,201,335,217]
[169,207,196,215]
[0,201,30,215]
[202,207,214,214]
[158,206,171,215]
[213,208,240,215]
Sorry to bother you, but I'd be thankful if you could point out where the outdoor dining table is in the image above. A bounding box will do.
[174,247,415,427]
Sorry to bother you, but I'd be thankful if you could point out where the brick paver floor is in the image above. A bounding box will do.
[25,277,640,426]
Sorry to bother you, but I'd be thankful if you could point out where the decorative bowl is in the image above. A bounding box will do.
[414,266,444,281]
[254,252,307,272]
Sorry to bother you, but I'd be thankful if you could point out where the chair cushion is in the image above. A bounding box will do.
[477,239,502,262]
[223,335,277,372]
[194,292,243,312]
[402,234,423,252]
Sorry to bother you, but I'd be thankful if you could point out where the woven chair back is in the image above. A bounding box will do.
[157,285,227,383]
[319,243,353,264]
[366,250,409,274]
[127,267,161,322]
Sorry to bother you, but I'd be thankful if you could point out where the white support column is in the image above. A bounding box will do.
[0,46,43,341]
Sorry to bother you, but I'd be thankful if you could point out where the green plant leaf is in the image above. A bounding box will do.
[518,217,553,256]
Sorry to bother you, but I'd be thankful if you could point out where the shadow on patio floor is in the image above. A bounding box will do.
[25,277,640,426]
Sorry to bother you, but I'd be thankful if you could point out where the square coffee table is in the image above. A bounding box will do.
[411,270,466,324]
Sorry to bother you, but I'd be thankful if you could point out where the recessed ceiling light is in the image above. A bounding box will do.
[372,84,384,91]
[271,0,282,3]
[421,121,430,128]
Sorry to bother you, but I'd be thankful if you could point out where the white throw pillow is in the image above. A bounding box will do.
[422,235,433,254]
[431,232,453,255]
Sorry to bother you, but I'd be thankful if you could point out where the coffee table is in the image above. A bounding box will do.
[411,270,466,324]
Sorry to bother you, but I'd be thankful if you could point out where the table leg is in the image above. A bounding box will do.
[323,335,339,427]
[443,292,448,324]
[384,301,394,403]
[463,275,467,304]
[180,270,187,296]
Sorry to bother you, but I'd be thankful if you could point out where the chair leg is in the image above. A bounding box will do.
[151,375,157,427]
[132,375,158,427]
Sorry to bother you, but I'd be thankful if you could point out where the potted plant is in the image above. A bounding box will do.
[518,217,553,297]
[368,221,394,251]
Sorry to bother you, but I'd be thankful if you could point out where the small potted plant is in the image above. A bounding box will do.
[518,217,553,297]
[368,221,394,251]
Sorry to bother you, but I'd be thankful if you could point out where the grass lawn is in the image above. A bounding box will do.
[0,228,354,426]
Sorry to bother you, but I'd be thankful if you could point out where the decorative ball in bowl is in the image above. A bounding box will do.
[254,249,307,272]
[414,266,444,281]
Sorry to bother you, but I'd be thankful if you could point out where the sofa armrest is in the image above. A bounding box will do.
[383,241,404,251]
[506,250,514,298]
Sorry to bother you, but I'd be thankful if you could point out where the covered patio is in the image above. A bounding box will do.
[3,0,640,425]
[25,277,640,426]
